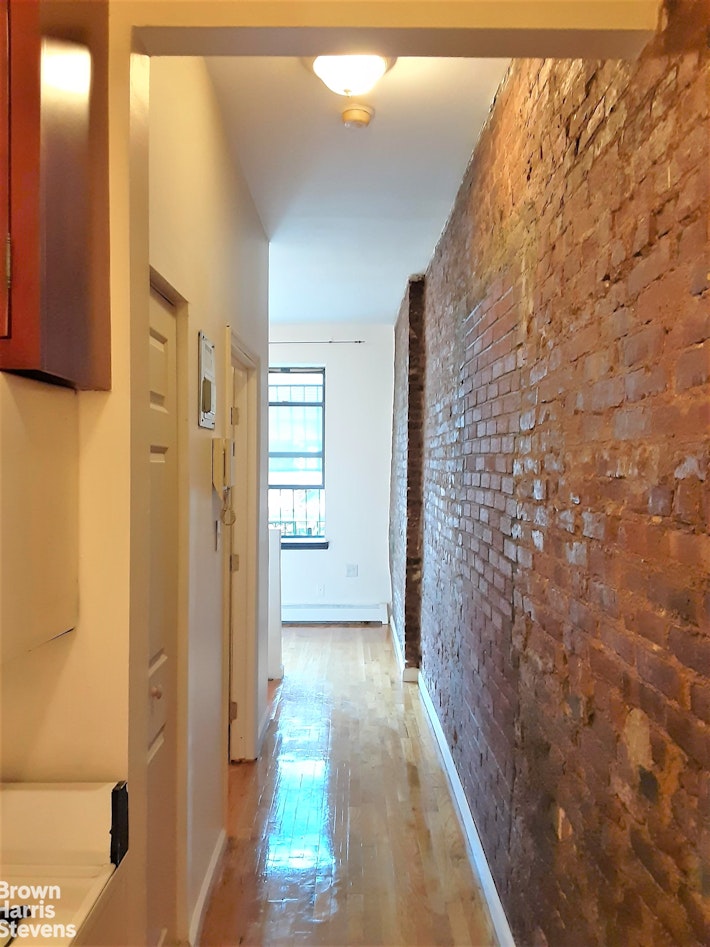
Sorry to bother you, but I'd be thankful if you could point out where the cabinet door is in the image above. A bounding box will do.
[5,0,41,369]
[0,0,7,339]
[0,0,110,390]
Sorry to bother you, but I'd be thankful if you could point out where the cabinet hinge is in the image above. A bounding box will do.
[230,700,238,721]
[5,235,11,288]
[231,406,240,426]
[230,553,240,572]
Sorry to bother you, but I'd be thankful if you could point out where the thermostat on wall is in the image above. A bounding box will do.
[198,332,216,429]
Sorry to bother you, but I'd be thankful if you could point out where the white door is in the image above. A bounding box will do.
[147,287,178,946]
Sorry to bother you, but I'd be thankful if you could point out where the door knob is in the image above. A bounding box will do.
[150,685,163,700]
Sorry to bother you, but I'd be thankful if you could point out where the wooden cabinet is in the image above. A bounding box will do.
[0,3,7,343]
[0,0,110,390]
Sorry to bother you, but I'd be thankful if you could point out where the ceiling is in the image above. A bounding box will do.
[206,56,510,325]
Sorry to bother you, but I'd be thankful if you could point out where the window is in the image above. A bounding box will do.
[268,367,326,539]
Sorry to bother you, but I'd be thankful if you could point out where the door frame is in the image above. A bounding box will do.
[223,327,261,768]
[149,267,190,943]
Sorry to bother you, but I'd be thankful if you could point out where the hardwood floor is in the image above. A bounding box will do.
[201,625,497,947]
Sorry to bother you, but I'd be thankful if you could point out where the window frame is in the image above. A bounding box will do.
[268,366,325,490]
[268,366,327,543]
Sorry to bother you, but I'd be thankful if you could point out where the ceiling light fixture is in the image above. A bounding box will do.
[311,55,395,97]
[341,103,375,129]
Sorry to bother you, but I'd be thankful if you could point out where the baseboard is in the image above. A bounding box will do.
[189,827,226,947]
[418,676,516,947]
[281,603,388,623]
[389,616,419,682]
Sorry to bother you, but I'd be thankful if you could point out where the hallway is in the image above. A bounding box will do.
[201,625,497,946]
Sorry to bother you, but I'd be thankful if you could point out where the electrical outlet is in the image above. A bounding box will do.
[346,563,358,578]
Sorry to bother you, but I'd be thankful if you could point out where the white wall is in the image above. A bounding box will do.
[269,323,394,622]
[0,375,130,781]
[148,56,269,927]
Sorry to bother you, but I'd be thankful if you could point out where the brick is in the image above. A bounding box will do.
[636,645,683,703]
[626,238,672,297]
[647,485,673,517]
[668,627,710,677]
[676,168,707,222]
[674,477,704,525]
[666,297,710,350]
[630,608,669,648]
[630,826,676,891]
[587,376,625,411]
[678,885,710,946]
[582,511,606,540]
[614,406,650,440]
[690,682,710,726]
[678,216,708,264]
[590,645,625,691]
[667,705,710,769]
[655,398,710,441]
[621,324,665,369]
[600,623,635,665]
[632,214,655,255]
[675,342,710,391]
[635,680,668,730]
[668,531,710,572]
[624,365,668,402]
[649,578,704,625]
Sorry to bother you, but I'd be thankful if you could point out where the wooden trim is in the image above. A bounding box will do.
[149,265,186,307]
[418,674,517,947]
[229,326,258,370]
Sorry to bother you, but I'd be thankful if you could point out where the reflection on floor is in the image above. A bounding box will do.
[201,624,497,946]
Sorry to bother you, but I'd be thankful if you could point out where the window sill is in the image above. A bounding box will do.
[280,538,330,550]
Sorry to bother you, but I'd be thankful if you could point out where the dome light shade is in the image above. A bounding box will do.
[312,55,389,96]
[341,103,375,129]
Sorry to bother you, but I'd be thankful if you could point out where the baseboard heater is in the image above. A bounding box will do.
[282,603,388,624]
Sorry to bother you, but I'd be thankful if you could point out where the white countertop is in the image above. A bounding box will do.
[0,783,118,946]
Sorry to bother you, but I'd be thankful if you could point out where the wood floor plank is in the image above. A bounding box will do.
[201,625,498,946]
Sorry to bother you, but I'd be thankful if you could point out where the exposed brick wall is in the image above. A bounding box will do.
[405,15,709,946]
[390,277,425,668]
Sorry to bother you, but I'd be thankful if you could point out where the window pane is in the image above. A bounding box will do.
[270,384,323,403]
[268,368,326,532]
[268,455,323,487]
[269,405,323,454]
[268,488,325,538]
[269,373,324,403]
